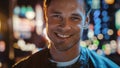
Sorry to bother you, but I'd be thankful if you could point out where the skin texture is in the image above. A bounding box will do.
[46,0,89,62]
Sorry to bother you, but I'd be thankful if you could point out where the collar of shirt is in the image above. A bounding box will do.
[49,55,80,67]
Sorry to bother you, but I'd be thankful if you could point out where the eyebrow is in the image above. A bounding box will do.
[51,11,62,14]
[71,13,82,17]
[51,12,82,17]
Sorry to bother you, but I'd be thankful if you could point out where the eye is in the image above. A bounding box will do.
[51,14,62,20]
[71,17,82,22]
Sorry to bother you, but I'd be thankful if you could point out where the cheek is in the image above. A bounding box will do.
[74,26,82,37]
[48,18,60,25]
[47,23,56,30]
[47,19,59,28]
[73,25,81,33]
[47,24,56,35]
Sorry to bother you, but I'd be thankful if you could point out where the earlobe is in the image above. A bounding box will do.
[82,23,89,29]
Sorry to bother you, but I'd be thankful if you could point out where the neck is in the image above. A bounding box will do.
[49,43,80,62]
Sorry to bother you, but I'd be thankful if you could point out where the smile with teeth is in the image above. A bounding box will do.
[56,33,70,38]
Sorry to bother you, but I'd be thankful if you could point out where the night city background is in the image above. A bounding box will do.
[0,0,120,68]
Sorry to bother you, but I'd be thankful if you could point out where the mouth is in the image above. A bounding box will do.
[55,33,71,39]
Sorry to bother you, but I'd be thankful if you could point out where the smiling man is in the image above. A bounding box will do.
[12,0,119,68]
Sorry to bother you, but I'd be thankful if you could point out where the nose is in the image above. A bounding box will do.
[59,19,72,31]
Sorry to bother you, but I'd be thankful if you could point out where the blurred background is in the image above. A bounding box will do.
[0,0,120,68]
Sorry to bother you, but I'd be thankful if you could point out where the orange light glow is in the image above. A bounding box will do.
[117,30,120,36]
[105,0,115,5]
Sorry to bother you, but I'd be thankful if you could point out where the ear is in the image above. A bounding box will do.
[86,14,90,24]
[82,15,90,29]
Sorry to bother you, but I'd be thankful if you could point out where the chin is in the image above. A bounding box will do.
[55,44,73,52]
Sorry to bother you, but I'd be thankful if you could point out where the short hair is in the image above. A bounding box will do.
[43,0,92,15]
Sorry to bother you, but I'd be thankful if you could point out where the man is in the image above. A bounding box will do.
[12,0,119,68]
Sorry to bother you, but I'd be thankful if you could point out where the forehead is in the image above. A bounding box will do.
[50,0,84,5]
[48,0,85,13]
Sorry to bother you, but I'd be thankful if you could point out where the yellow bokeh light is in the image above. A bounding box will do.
[105,0,115,4]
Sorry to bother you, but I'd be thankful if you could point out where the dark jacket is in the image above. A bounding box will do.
[12,47,119,68]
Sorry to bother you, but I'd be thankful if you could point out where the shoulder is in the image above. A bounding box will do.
[12,56,30,68]
[80,47,120,68]
[12,48,50,68]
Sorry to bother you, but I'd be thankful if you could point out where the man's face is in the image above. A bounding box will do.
[47,0,86,51]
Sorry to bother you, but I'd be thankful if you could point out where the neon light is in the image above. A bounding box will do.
[115,9,120,29]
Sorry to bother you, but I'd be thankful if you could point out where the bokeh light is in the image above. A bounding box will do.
[97,34,104,40]
[92,0,100,9]
[107,29,114,35]
[115,9,120,29]
[80,41,87,47]
[0,62,2,68]
[0,41,6,52]
[13,6,20,15]
[117,29,120,36]
[26,6,35,19]
[105,0,115,5]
